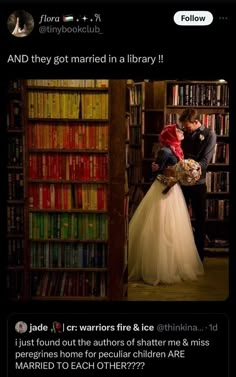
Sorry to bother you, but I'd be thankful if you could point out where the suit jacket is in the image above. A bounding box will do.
[181,125,217,184]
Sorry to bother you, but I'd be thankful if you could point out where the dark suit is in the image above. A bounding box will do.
[181,126,217,260]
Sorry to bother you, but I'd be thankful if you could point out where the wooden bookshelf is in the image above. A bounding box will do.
[133,80,230,253]
[127,81,144,218]
[6,80,27,301]
[165,79,229,252]
[6,79,127,301]
[141,81,165,194]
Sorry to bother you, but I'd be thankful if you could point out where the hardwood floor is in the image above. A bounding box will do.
[127,256,229,301]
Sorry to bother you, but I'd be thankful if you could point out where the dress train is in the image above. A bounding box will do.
[128,179,204,285]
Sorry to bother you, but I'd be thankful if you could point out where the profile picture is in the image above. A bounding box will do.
[15,321,28,333]
[7,10,34,38]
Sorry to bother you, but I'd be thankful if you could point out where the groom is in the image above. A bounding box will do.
[152,108,217,261]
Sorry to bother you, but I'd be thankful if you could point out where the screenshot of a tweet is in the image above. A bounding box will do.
[8,312,228,377]
[0,1,234,377]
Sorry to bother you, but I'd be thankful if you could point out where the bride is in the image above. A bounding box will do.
[128,124,204,285]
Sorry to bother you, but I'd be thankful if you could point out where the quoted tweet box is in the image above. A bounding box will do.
[8,313,228,377]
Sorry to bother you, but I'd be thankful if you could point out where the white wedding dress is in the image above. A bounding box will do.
[128,179,204,285]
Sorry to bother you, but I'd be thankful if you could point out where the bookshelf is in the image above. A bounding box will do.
[6,80,26,301]
[141,81,165,194]
[123,111,130,298]
[164,80,230,253]
[7,79,127,301]
[127,81,144,218]
[137,80,229,253]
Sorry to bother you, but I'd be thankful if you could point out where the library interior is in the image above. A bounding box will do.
[6,79,229,302]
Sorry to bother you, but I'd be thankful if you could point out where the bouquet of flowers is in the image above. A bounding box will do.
[175,159,202,186]
[158,159,201,194]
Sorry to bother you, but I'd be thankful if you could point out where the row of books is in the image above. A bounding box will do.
[7,136,23,165]
[29,153,108,180]
[129,106,142,125]
[128,148,142,165]
[167,83,229,107]
[28,123,108,150]
[28,92,109,119]
[31,271,107,297]
[8,239,24,266]
[166,113,229,136]
[206,199,229,220]
[7,270,23,300]
[7,206,24,233]
[129,126,142,144]
[206,238,229,248]
[29,212,108,240]
[8,239,108,268]
[8,80,22,91]
[128,185,144,219]
[30,242,107,268]
[7,100,22,128]
[206,171,229,193]
[127,166,143,186]
[7,172,24,200]
[27,79,109,88]
[129,84,143,106]
[28,183,108,210]
[211,143,229,164]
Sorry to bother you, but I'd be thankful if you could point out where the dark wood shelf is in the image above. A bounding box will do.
[209,163,229,167]
[7,165,23,169]
[28,118,109,122]
[7,128,23,133]
[29,208,108,213]
[28,179,108,184]
[166,105,229,109]
[7,200,24,204]
[7,234,24,238]
[28,148,108,153]
[32,296,108,301]
[27,86,108,92]
[142,133,159,137]
[30,267,108,272]
[29,239,108,243]
[207,191,229,195]
[142,108,164,112]
[166,80,228,85]
[8,266,24,271]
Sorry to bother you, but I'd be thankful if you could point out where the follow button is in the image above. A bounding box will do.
[174,11,213,26]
